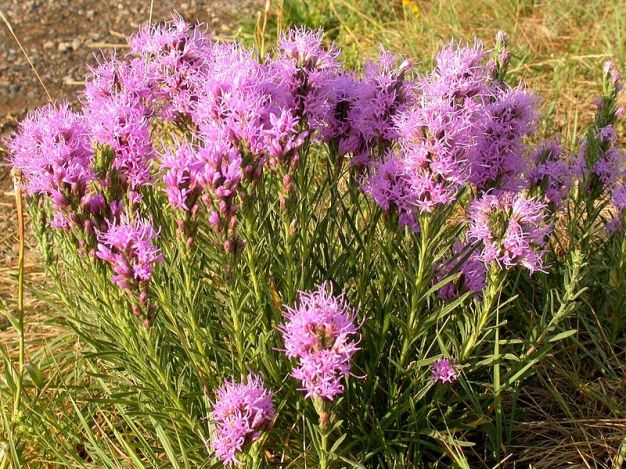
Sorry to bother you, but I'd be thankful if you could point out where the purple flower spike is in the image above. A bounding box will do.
[467,192,552,273]
[526,140,574,208]
[603,61,623,91]
[9,102,94,211]
[469,86,538,192]
[129,13,213,119]
[280,283,360,401]
[96,216,163,290]
[363,40,489,220]
[431,358,459,383]
[277,27,340,72]
[161,142,206,213]
[608,184,626,232]
[364,156,420,232]
[84,57,157,189]
[210,374,275,466]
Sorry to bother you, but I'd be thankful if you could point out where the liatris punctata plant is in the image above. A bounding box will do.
[5,15,625,467]
[210,374,275,466]
[280,283,360,467]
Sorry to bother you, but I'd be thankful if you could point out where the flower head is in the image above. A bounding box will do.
[280,283,360,401]
[346,48,414,165]
[608,183,626,232]
[192,42,273,157]
[96,216,163,290]
[576,124,626,196]
[363,156,419,232]
[603,60,623,92]
[9,103,93,202]
[363,40,491,218]
[431,358,459,383]
[276,27,340,72]
[469,86,538,192]
[210,374,275,466]
[129,13,213,119]
[467,192,551,272]
[161,142,206,214]
[84,57,156,189]
[527,139,574,207]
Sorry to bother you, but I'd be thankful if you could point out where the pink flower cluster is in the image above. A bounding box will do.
[431,358,459,383]
[210,374,275,466]
[364,39,539,229]
[95,216,163,318]
[8,103,94,228]
[468,192,552,273]
[527,140,574,208]
[279,284,360,401]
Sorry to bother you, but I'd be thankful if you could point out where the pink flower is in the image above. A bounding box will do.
[210,374,275,466]
[526,140,574,207]
[431,358,459,383]
[280,283,360,401]
[96,216,163,290]
[468,192,552,273]
[9,102,94,213]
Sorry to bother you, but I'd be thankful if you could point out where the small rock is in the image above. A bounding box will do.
[58,42,71,52]
[71,38,81,51]
[43,40,54,49]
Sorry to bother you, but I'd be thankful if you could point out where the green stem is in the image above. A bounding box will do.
[320,427,329,469]
[399,215,430,368]
[222,248,247,378]
[229,292,246,378]
[1,172,27,469]
[13,174,25,418]
[461,264,504,360]
[493,305,502,459]
[244,213,262,304]
[180,251,213,386]
[283,217,295,301]
[314,398,331,469]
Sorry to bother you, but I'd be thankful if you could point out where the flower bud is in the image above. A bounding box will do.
[209,211,220,227]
